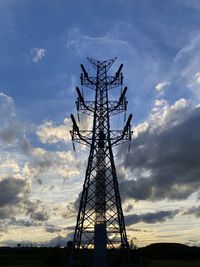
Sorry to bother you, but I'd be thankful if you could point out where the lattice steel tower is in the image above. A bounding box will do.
[70,58,132,267]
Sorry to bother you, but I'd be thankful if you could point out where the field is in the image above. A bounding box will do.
[148,260,200,267]
[1,260,200,267]
[1,243,200,267]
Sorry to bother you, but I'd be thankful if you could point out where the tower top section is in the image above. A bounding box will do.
[87,57,117,71]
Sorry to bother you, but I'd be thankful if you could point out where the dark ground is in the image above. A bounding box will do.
[0,243,200,267]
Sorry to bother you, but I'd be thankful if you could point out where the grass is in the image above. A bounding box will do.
[1,246,200,267]
[147,260,200,267]
[2,261,200,267]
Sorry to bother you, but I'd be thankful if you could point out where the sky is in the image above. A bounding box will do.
[0,0,200,248]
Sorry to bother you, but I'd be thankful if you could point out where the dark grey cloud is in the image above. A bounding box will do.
[118,102,200,201]
[24,199,41,215]
[45,224,62,233]
[62,203,76,219]
[19,137,32,155]
[65,225,75,231]
[0,177,27,207]
[126,227,151,232]
[0,177,43,224]
[125,210,179,226]
[24,200,49,222]
[0,124,18,144]
[8,217,41,227]
[124,204,133,212]
[183,206,200,218]
[30,211,49,221]
[0,206,15,219]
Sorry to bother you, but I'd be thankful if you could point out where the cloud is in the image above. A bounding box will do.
[155,81,170,92]
[0,177,27,207]
[66,27,128,58]
[41,235,71,247]
[45,225,62,233]
[0,92,31,150]
[0,92,15,118]
[36,118,71,144]
[118,98,200,201]
[173,33,200,100]
[0,92,57,225]
[0,206,16,220]
[183,206,200,218]
[29,148,79,180]
[8,218,41,227]
[30,210,49,221]
[30,48,46,63]
[36,113,94,145]
[125,210,179,226]
[194,72,200,84]
[174,0,200,10]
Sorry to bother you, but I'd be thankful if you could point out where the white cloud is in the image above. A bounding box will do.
[173,33,200,100]
[149,98,190,131]
[155,81,170,92]
[36,115,93,145]
[0,92,15,119]
[65,26,129,58]
[36,118,71,144]
[30,48,47,63]
[30,148,80,180]
[133,98,191,137]
[194,72,200,84]
[134,122,149,137]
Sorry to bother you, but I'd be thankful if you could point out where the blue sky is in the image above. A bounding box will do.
[0,0,200,247]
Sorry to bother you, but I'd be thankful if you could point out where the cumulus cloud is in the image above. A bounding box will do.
[45,224,62,233]
[0,92,56,226]
[29,148,79,180]
[183,206,200,218]
[118,98,200,201]
[8,218,41,227]
[36,114,92,145]
[194,72,200,84]
[155,81,170,92]
[0,177,27,207]
[30,47,46,63]
[36,118,71,144]
[125,210,179,226]
[0,92,31,150]
[30,210,49,221]
[0,206,16,220]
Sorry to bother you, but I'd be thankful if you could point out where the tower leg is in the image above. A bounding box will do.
[93,222,108,267]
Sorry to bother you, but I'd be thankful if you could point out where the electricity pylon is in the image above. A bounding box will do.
[70,58,132,267]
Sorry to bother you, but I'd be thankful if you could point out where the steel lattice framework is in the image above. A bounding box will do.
[70,58,132,267]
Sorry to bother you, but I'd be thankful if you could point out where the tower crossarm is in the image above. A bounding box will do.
[107,63,124,89]
[76,100,95,115]
[70,114,92,146]
[80,63,97,90]
[70,128,132,147]
[80,61,123,90]
[110,130,132,146]
[108,86,128,115]
[110,114,133,146]
[81,75,123,90]
[76,86,95,115]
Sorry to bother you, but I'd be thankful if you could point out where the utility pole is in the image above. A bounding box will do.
[70,58,132,267]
